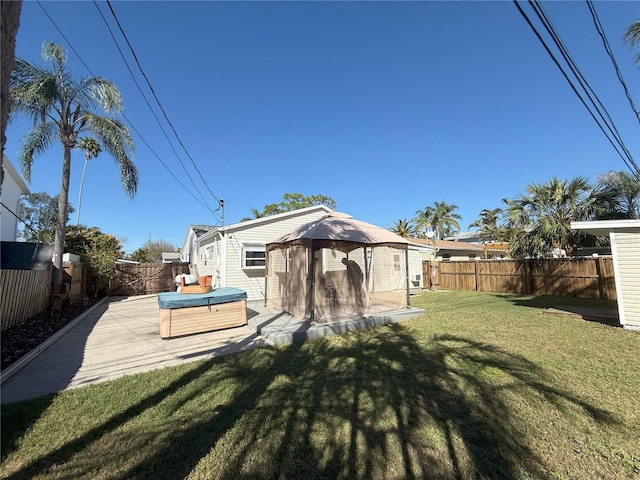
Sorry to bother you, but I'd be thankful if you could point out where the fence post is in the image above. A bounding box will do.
[474,261,478,291]
[595,256,606,300]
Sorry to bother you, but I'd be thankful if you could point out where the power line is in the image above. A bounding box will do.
[529,0,637,170]
[0,200,40,239]
[92,0,215,214]
[35,1,220,220]
[104,0,223,209]
[513,0,640,176]
[585,0,640,124]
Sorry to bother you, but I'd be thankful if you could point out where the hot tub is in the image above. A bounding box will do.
[157,287,248,338]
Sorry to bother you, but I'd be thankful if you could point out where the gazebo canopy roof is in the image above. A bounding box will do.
[266,212,409,251]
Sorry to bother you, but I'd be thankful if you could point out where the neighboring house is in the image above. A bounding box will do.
[411,238,485,261]
[571,219,640,330]
[1,155,29,241]
[182,205,427,301]
[161,252,181,263]
[180,224,215,264]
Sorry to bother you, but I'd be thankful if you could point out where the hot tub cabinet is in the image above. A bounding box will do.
[158,287,248,338]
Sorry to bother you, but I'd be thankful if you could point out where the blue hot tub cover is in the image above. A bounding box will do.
[158,287,247,310]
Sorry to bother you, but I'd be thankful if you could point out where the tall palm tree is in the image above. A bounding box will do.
[505,176,605,258]
[469,208,504,243]
[389,218,417,238]
[414,201,461,240]
[10,41,138,293]
[75,137,101,225]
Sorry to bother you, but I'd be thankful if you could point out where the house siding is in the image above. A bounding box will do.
[612,230,640,328]
[196,208,331,301]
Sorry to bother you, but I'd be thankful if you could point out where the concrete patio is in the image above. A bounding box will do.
[0,294,424,404]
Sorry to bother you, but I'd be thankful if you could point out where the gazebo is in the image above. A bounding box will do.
[265,213,412,323]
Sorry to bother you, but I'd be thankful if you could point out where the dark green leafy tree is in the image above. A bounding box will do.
[10,41,138,294]
[65,225,124,297]
[18,192,73,243]
[248,193,336,219]
[414,201,461,240]
[505,177,606,258]
[389,218,417,238]
[131,239,179,263]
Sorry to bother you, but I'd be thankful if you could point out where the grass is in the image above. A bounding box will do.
[1,290,639,479]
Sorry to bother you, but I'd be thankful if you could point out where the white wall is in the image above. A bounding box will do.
[611,230,640,328]
[1,157,29,242]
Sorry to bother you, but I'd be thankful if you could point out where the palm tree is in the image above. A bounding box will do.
[10,41,138,293]
[596,170,640,219]
[414,201,461,240]
[389,218,417,238]
[469,208,504,243]
[624,20,640,65]
[505,176,605,258]
[75,137,101,225]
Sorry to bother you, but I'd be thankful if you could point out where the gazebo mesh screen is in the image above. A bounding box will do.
[266,244,407,323]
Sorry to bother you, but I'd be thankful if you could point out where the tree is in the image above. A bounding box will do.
[10,41,138,294]
[469,208,508,243]
[596,170,640,219]
[75,137,102,225]
[505,176,606,258]
[248,193,336,219]
[389,218,417,238]
[18,192,74,243]
[624,20,640,66]
[1,0,22,155]
[130,239,179,263]
[65,225,124,297]
[413,201,461,240]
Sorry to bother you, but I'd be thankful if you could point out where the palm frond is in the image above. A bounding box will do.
[18,121,58,182]
[84,113,138,197]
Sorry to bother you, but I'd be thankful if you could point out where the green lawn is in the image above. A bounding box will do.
[1,290,639,479]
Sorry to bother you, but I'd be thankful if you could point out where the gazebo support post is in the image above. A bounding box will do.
[405,248,410,307]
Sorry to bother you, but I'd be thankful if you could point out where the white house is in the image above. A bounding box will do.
[1,156,30,241]
[181,205,426,301]
[571,219,640,330]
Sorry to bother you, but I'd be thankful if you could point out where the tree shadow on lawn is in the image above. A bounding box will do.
[2,324,620,480]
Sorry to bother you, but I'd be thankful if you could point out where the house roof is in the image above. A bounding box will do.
[571,219,640,236]
[190,225,216,237]
[411,238,485,252]
[199,204,335,242]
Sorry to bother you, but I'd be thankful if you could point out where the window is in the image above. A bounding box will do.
[393,254,401,272]
[442,254,451,262]
[242,244,266,269]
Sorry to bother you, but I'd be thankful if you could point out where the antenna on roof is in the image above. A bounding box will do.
[219,199,224,226]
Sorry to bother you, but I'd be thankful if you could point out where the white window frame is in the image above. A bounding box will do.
[242,244,266,270]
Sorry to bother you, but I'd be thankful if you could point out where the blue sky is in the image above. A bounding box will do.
[4,1,639,255]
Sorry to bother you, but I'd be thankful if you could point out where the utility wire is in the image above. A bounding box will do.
[104,0,223,209]
[513,0,640,176]
[36,1,220,220]
[529,0,638,171]
[585,0,640,124]
[0,201,40,239]
[92,1,215,214]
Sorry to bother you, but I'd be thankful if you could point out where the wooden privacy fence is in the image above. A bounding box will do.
[1,261,86,331]
[110,262,190,296]
[1,269,51,331]
[423,257,616,300]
